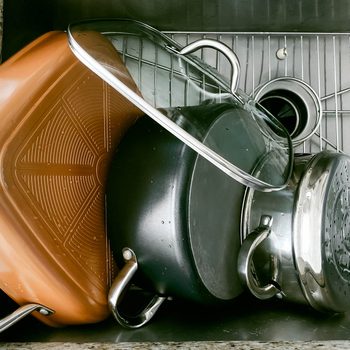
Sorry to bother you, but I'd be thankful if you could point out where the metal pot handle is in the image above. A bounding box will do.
[0,303,54,333]
[238,215,281,299]
[179,39,241,94]
[108,248,167,328]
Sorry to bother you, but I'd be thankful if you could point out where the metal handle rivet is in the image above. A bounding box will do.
[39,308,50,316]
[123,249,133,261]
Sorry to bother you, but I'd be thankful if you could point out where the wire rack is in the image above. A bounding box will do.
[166,31,350,155]
[110,31,350,155]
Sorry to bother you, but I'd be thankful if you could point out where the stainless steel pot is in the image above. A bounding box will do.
[238,151,350,312]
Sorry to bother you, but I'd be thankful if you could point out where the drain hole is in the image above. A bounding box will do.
[259,89,308,138]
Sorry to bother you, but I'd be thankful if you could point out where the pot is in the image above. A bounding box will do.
[238,151,350,313]
[106,102,274,327]
[0,31,142,331]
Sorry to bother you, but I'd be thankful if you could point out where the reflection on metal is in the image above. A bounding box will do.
[293,152,350,312]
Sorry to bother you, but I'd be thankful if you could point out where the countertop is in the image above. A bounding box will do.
[1,341,350,349]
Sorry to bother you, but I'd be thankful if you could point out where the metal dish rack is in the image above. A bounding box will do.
[115,30,350,156]
[167,31,350,155]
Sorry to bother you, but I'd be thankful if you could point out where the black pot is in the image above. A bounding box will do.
[106,102,271,327]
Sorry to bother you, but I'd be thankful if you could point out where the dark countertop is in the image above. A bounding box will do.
[2,341,350,349]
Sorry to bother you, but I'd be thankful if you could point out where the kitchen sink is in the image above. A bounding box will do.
[2,0,350,347]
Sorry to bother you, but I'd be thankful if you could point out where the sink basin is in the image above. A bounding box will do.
[2,0,350,345]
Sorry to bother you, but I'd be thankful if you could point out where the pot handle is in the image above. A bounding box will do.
[108,248,167,328]
[0,303,54,333]
[238,215,281,299]
[179,39,241,94]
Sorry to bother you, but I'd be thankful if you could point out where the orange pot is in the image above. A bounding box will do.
[0,31,142,327]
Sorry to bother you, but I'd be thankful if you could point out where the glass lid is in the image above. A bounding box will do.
[67,19,293,191]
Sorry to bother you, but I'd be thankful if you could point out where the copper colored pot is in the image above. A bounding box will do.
[0,31,142,328]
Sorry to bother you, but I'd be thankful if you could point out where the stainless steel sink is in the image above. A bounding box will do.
[2,0,350,345]
[164,31,350,155]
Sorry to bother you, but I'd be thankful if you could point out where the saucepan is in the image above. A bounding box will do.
[67,19,294,328]
[238,151,350,313]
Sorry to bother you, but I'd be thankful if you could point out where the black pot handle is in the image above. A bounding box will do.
[108,248,167,328]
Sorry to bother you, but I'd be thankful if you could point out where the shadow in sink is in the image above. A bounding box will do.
[0,291,349,342]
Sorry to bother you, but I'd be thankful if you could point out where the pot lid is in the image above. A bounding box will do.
[67,19,293,192]
[294,151,350,312]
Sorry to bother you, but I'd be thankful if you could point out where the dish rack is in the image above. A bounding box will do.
[116,30,350,155]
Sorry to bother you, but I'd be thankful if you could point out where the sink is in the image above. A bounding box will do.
[2,0,350,345]
[166,31,350,154]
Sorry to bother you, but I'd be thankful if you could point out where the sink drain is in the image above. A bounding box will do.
[259,89,307,137]
[253,77,322,145]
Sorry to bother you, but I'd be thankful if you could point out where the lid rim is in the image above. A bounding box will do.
[67,18,294,192]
